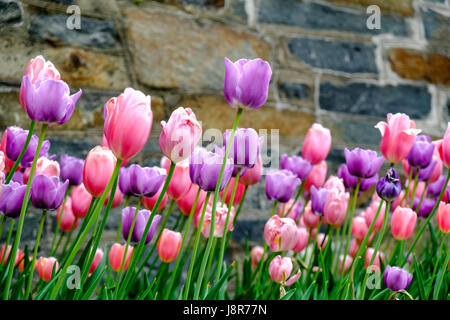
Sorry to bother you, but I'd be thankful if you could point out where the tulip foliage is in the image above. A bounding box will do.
[0,55,449,301]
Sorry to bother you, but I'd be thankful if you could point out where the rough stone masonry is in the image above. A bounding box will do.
[0,0,449,259]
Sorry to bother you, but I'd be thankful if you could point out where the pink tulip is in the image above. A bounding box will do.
[268,255,301,286]
[302,202,320,229]
[23,156,60,184]
[250,246,264,268]
[71,184,92,218]
[101,134,129,167]
[438,123,450,168]
[0,245,24,268]
[83,146,117,198]
[104,187,124,208]
[364,201,386,232]
[339,255,353,275]
[364,248,385,271]
[103,88,152,160]
[177,183,207,216]
[429,147,443,183]
[159,107,202,163]
[316,233,328,250]
[351,216,369,242]
[391,190,406,212]
[56,197,79,233]
[375,113,421,164]
[264,215,298,251]
[142,184,168,212]
[109,243,133,272]
[302,124,332,165]
[220,177,246,206]
[157,229,182,263]
[240,155,263,186]
[293,227,309,253]
[164,157,191,200]
[437,202,450,233]
[89,248,104,275]
[0,133,16,173]
[349,238,360,257]
[202,202,235,238]
[304,161,327,192]
[391,206,417,240]
[323,189,349,228]
[323,176,345,193]
[278,200,302,221]
[37,257,59,282]
[19,56,60,111]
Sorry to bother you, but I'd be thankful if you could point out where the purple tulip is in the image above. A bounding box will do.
[6,126,50,167]
[310,186,330,216]
[189,147,234,192]
[376,168,401,201]
[427,175,446,197]
[412,197,436,218]
[119,165,166,198]
[11,170,24,184]
[338,164,378,192]
[384,266,413,291]
[223,128,263,169]
[265,169,301,203]
[406,135,434,169]
[0,182,27,219]
[22,75,82,125]
[60,154,84,186]
[280,154,312,180]
[30,174,68,210]
[344,148,384,178]
[232,165,247,178]
[360,174,379,192]
[122,207,161,244]
[223,57,272,110]
[416,160,438,182]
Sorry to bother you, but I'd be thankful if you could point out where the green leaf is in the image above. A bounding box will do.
[205,262,235,300]
[281,288,296,300]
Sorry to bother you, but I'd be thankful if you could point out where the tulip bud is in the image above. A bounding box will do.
[83,146,117,198]
[60,154,84,186]
[56,197,79,232]
[376,168,401,201]
[89,248,104,275]
[109,243,133,272]
[157,229,182,263]
[71,184,92,218]
[268,255,301,286]
[265,169,301,203]
[302,124,332,165]
[437,202,450,233]
[37,257,59,282]
[264,215,298,252]
[391,207,417,240]
[344,148,384,178]
[240,155,263,186]
[293,227,309,253]
[250,246,264,268]
[384,265,413,291]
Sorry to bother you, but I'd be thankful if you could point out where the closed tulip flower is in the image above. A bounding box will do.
[37,257,59,282]
[280,154,313,180]
[302,202,320,229]
[189,147,234,192]
[317,233,329,250]
[109,243,133,272]
[310,186,330,216]
[19,55,60,110]
[22,71,81,125]
[323,188,349,228]
[30,174,68,210]
[438,123,450,168]
[142,184,168,212]
[201,202,235,238]
[264,215,298,251]
[364,201,386,231]
[5,126,51,168]
[159,107,202,163]
[60,154,84,186]
[265,169,301,203]
[83,146,116,198]
[223,128,263,168]
[250,246,264,268]
[88,248,104,276]
[406,135,435,168]
[119,164,166,198]
[376,168,401,202]
[24,156,60,184]
[339,255,353,275]
[104,188,124,208]
[122,207,161,244]
[219,177,246,206]
[391,207,417,240]
[364,248,385,270]
[412,197,435,218]
[71,184,92,218]
[302,124,332,165]
[384,266,413,291]
[177,183,207,216]
[278,200,303,221]
[240,155,263,186]
[166,158,191,200]
[427,176,446,198]
[0,245,24,268]
[349,238,360,257]
[0,133,16,173]
[352,216,369,242]
[304,161,327,192]
[437,202,450,233]
[323,176,346,193]
[293,227,309,253]
[157,229,182,263]
[0,182,27,219]
[223,57,272,110]
[375,113,421,164]
[104,88,152,160]
[344,148,384,178]
[269,255,301,286]
[56,197,79,232]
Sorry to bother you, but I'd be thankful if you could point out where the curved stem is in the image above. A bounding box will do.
[3,123,47,300]
[5,121,36,184]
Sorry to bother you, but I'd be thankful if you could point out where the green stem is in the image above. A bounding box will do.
[224,185,248,248]
[3,123,47,300]
[404,167,413,207]
[415,182,428,215]
[286,180,305,216]
[409,168,420,208]
[0,216,6,242]
[432,234,449,299]
[183,192,211,300]
[116,196,131,243]
[401,170,450,267]
[201,237,218,297]
[425,232,446,298]
[50,186,71,256]
[164,188,201,299]
[215,167,241,283]
[24,210,47,299]
[5,121,36,184]
[0,219,15,267]
[61,218,78,257]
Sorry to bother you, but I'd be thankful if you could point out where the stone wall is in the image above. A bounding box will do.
[0,0,449,252]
